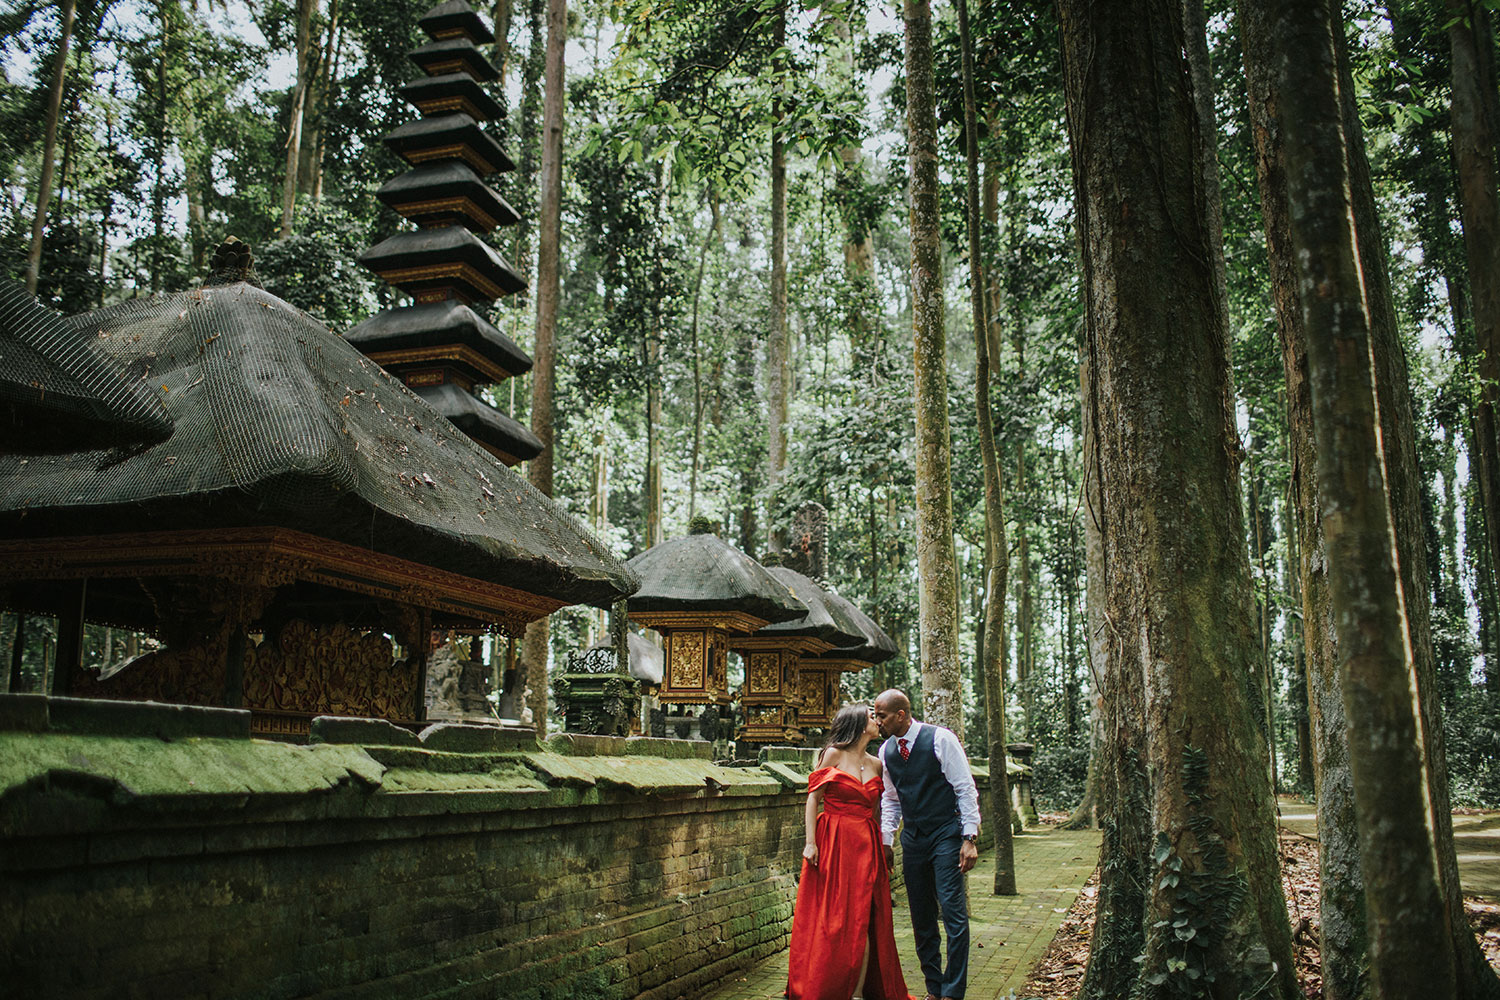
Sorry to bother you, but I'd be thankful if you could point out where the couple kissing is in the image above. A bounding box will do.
[786,689,981,1000]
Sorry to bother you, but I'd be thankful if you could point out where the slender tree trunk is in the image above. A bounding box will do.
[493,0,513,84]
[279,0,315,238]
[513,0,545,290]
[25,0,76,296]
[904,0,962,738]
[766,8,789,550]
[1058,1,1296,993]
[958,0,1013,893]
[1064,340,1103,833]
[520,0,566,738]
[1267,2,1457,993]
[688,196,716,522]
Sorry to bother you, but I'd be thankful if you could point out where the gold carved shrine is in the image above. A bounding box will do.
[628,610,765,708]
[728,634,830,746]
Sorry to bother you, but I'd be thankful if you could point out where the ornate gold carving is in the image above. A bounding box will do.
[411,95,490,120]
[366,344,517,386]
[799,668,829,721]
[371,261,509,303]
[72,643,223,706]
[748,652,780,694]
[629,610,769,635]
[0,528,562,629]
[390,196,500,231]
[243,619,417,720]
[668,630,705,691]
[401,144,503,176]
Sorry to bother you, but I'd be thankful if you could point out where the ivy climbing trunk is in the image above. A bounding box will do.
[957,0,1013,894]
[520,0,566,738]
[903,0,962,738]
[1058,1,1296,995]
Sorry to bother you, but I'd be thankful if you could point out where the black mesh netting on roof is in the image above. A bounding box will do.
[0,282,174,452]
[624,532,807,624]
[0,282,637,610]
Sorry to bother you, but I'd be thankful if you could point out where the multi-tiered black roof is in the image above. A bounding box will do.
[349,0,540,467]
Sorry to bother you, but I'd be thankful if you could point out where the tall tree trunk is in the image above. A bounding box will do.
[904,0,962,739]
[279,0,315,238]
[688,195,716,522]
[1451,0,1500,696]
[766,8,789,551]
[1058,1,1296,994]
[1239,5,1366,993]
[1063,337,1103,833]
[1267,2,1457,992]
[492,0,513,85]
[958,0,1013,893]
[512,0,545,289]
[25,0,76,296]
[520,0,566,738]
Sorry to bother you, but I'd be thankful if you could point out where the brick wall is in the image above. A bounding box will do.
[1,697,808,1000]
[1,698,993,1000]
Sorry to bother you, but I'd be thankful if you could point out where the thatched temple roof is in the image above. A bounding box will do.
[624,530,807,626]
[0,283,173,452]
[760,566,864,647]
[816,587,898,664]
[0,282,636,610]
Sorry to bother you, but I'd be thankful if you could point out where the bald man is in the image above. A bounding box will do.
[873,689,980,1000]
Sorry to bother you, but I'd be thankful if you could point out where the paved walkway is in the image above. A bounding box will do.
[1279,796,1500,899]
[701,826,1103,1000]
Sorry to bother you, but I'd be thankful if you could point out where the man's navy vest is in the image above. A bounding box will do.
[884,723,961,841]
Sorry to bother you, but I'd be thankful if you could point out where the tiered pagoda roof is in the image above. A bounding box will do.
[348,0,539,467]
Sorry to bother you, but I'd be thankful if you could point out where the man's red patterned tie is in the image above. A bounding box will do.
[899,738,910,761]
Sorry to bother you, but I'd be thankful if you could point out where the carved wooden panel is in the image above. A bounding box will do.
[668,630,705,691]
[243,620,416,720]
[748,652,780,694]
[72,643,225,707]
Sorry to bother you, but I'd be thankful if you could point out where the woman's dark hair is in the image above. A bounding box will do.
[825,703,871,751]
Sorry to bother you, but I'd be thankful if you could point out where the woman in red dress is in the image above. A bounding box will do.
[786,703,915,1000]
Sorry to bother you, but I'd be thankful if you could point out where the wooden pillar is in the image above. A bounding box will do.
[7,614,25,693]
[50,579,86,696]
[413,608,433,721]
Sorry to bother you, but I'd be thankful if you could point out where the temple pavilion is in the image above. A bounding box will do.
[624,522,806,741]
[0,239,635,737]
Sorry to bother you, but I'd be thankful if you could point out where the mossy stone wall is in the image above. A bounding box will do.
[0,697,805,1000]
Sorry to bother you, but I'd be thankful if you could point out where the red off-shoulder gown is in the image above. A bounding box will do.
[785,767,915,1000]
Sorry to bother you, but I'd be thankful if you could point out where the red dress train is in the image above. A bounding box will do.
[785,767,915,1000]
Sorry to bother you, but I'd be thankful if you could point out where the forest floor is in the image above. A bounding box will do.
[1019,798,1500,999]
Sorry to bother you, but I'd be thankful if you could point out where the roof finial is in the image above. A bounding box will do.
[205,236,260,287]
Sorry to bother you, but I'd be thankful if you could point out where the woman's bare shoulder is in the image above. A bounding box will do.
[867,750,883,775]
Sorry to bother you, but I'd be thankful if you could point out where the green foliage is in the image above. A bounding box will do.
[1136,747,1250,996]
[256,206,377,330]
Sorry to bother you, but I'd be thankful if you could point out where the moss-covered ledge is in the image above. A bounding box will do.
[1,695,811,1000]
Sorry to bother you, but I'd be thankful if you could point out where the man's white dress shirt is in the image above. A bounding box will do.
[878,719,982,846]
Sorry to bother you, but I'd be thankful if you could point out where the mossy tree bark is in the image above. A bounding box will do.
[1057,1,1296,994]
[1238,5,1365,992]
[1266,1,1458,992]
[903,0,962,738]
[957,0,1014,894]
